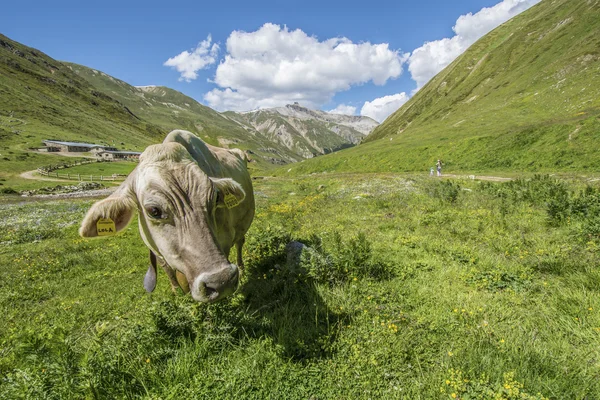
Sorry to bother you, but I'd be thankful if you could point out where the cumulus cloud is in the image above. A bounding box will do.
[164,35,219,82]
[327,104,357,115]
[203,23,408,111]
[408,0,541,88]
[360,93,409,123]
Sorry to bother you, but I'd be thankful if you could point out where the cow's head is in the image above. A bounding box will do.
[79,142,245,303]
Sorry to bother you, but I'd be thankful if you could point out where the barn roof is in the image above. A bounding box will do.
[98,150,142,155]
[44,140,110,148]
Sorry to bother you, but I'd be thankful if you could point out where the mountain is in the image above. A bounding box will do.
[0,34,165,172]
[282,0,600,176]
[224,104,378,158]
[64,63,302,166]
[0,34,196,190]
[0,33,378,186]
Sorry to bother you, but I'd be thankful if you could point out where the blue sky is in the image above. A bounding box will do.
[1,0,540,121]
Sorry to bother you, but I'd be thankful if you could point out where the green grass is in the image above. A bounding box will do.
[1,174,599,398]
[58,161,137,176]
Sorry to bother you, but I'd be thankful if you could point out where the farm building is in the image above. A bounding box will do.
[95,150,142,160]
[42,140,117,153]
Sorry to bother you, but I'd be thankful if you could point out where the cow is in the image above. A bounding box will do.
[79,130,255,303]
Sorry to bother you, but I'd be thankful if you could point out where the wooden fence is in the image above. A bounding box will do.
[36,159,133,182]
[37,169,127,182]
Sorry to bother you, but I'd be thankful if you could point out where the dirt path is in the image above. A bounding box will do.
[15,169,514,201]
[20,169,72,182]
[442,174,512,182]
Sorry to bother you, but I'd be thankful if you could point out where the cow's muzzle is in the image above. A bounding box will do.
[191,263,239,303]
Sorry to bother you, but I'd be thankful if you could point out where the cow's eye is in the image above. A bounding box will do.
[146,206,163,219]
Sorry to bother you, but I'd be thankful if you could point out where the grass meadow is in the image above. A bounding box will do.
[55,161,138,177]
[0,174,599,399]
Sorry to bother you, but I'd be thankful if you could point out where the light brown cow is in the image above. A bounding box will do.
[79,130,255,302]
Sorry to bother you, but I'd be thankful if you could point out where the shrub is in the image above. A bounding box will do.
[426,180,461,203]
[244,225,292,273]
[0,187,18,194]
[572,188,600,240]
[478,175,575,225]
[479,174,568,205]
[467,268,532,292]
[441,369,549,399]
[301,231,394,284]
[570,185,600,218]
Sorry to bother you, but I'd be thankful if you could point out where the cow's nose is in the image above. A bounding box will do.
[191,264,239,303]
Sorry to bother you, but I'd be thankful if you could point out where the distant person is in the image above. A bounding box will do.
[430,166,434,176]
[436,159,443,177]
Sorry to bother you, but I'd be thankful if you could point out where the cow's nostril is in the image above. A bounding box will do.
[192,265,238,303]
[204,285,219,300]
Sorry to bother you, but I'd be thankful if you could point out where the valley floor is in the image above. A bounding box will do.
[0,173,599,399]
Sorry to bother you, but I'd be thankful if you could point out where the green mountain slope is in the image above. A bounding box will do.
[281,0,600,176]
[0,34,166,187]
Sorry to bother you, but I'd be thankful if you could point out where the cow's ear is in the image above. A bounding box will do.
[211,178,246,209]
[79,178,137,238]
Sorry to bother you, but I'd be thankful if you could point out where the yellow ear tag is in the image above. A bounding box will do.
[223,192,240,209]
[96,218,116,236]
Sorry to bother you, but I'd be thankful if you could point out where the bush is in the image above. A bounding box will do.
[244,225,292,273]
[301,231,394,284]
[570,187,600,240]
[479,174,568,205]
[478,175,578,225]
[0,187,18,194]
[426,180,461,203]
[570,186,600,218]
[442,369,549,400]
[467,268,532,292]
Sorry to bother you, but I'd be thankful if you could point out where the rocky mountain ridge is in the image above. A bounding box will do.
[66,62,375,161]
[225,103,378,158]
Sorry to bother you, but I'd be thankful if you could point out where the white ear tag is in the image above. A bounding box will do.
[223,191,240,209]
[96,218,116,236]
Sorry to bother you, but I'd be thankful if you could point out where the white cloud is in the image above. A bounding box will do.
[327,104,357,115]
[360,93,409,123]
[408,0,541,88]
[203,23,408,111]
[164,35,219,82]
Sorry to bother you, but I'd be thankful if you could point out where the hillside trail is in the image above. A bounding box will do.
[20,169,72,182]
[15,170,514,201]
[441,174,512,182]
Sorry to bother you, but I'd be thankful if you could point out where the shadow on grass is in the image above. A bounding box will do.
[237,248,349,361]
[152,232,350,361]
